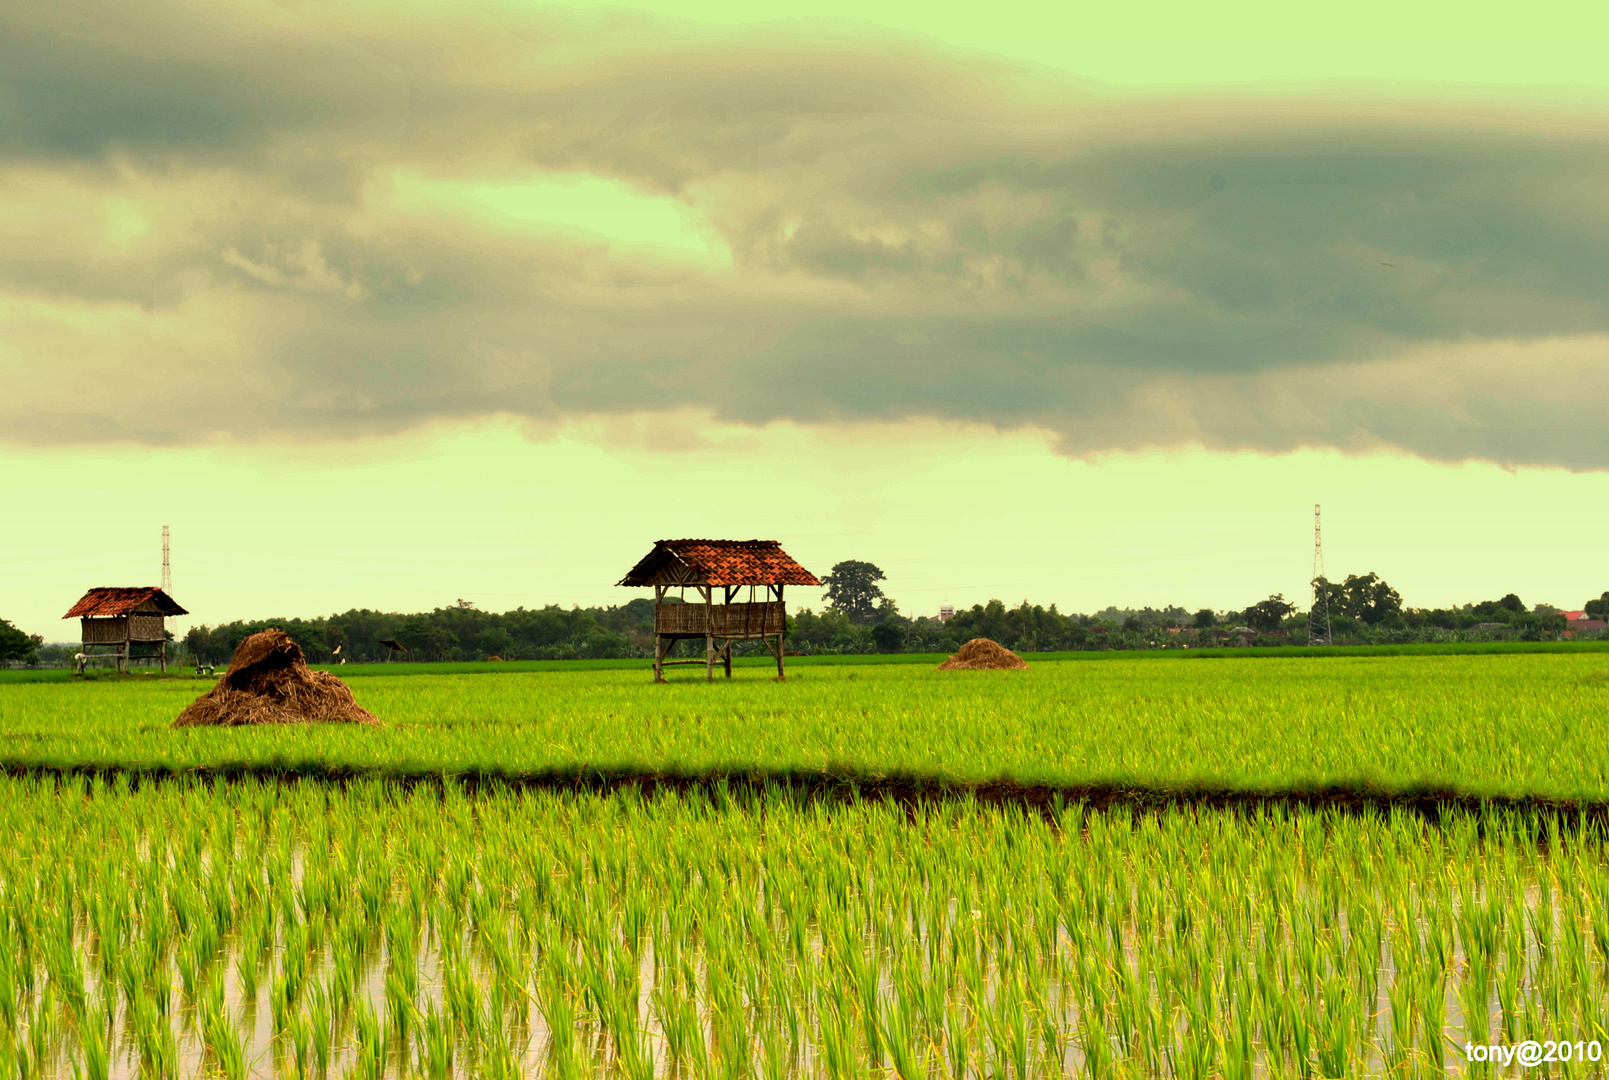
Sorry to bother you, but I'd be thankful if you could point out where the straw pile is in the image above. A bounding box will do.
[937,638,1029,670]
[173,628,380,727]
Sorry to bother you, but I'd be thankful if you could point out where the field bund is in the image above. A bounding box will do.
[3,651,1608,805]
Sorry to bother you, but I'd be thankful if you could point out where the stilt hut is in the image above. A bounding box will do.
[63,586,187,673]
[618,539,819,681]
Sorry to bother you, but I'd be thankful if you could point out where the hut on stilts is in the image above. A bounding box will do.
[63,586,187,674]
[618,539,819,681]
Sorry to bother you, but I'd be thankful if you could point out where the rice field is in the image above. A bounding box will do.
[5,774,1609,1079]
[2,653,1608,801]
[5,651,1609,1076]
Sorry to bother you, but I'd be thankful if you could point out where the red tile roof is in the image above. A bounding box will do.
[618,540,821,587]
[63,587,188,619]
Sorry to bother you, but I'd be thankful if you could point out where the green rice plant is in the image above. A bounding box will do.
[650,984,704,1072]
[307,982,333,1077]
[348,997,385,1080]
[71,1010,110,1080]
[199,983,248,1080]
[234,940,261,1006]
[288,1008,314,1080]
[416,999,454,1080]
[18,997,56,1080]
[132,993,177,1080]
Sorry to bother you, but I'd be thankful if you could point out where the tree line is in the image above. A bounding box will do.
[6,565,1606,666]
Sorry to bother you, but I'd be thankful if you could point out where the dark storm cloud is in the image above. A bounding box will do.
[3,0,1609,467]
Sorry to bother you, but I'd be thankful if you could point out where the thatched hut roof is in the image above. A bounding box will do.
[64,586,187,619]
[618,539,820,588]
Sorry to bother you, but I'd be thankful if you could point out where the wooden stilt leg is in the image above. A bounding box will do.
[654,635,668,682]
[723,641,732,679]
[775,584,787,680]
[703,585,715,682]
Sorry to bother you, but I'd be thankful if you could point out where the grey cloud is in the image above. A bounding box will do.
[2,0,1609,468]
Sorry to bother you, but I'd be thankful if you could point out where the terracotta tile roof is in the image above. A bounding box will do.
[618,540,821,587]
[63,587,188,619]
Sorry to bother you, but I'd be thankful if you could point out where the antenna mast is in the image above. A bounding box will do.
[161,525,172,595]
[1308,504,1331,645]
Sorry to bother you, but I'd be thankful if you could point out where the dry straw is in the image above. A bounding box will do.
[173,628,380,727]
[936,638,1029,670]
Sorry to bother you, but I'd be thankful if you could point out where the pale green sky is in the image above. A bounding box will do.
[3,0,1609,637]
[557,0,1609,91]
[7,420,1609,638]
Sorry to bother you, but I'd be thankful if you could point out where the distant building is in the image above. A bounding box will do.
[1564,611,1607,639]
[938,604,955,622]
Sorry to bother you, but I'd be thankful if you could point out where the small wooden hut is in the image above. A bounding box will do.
[63,586,187,674]
[618,539,820,681]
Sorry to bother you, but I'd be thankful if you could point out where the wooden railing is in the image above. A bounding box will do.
[655,601,785,637]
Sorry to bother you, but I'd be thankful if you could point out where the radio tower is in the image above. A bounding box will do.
[161,526,172,595]
[1308,504,1332,645]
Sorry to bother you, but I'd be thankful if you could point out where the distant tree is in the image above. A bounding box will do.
[396,619,459,661]
[873,597,903,624]
[477,627,515,659]
[1194,609,1217,629]
[870,621,907,653]
[1321,573,1404,625]
[1585,592,1609,621]
[0,619,40,664]
[821,561,888,625]
[1472,593,1527,620]
[1245,594,1296,632]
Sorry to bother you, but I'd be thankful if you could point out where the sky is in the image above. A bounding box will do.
[4,0,1609,638]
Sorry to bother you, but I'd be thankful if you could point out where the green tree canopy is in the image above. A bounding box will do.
[820,560,888,625]
[1583,592,1608,621]
[1244,594,1296,632]
[870,620,906,653]
[1319,573,1404,625]
[0,618,41,664]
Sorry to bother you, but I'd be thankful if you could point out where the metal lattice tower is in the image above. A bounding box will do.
[161,526,172,595]
[1308,504,1332,645]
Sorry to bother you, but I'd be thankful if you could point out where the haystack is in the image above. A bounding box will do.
[937,638,1029,670]
[173,629,380,727]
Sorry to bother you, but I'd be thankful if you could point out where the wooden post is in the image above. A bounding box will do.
[722,640,733,679]
[702,585,714,682]
[653,585,666,682]
[775,583,786,680]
